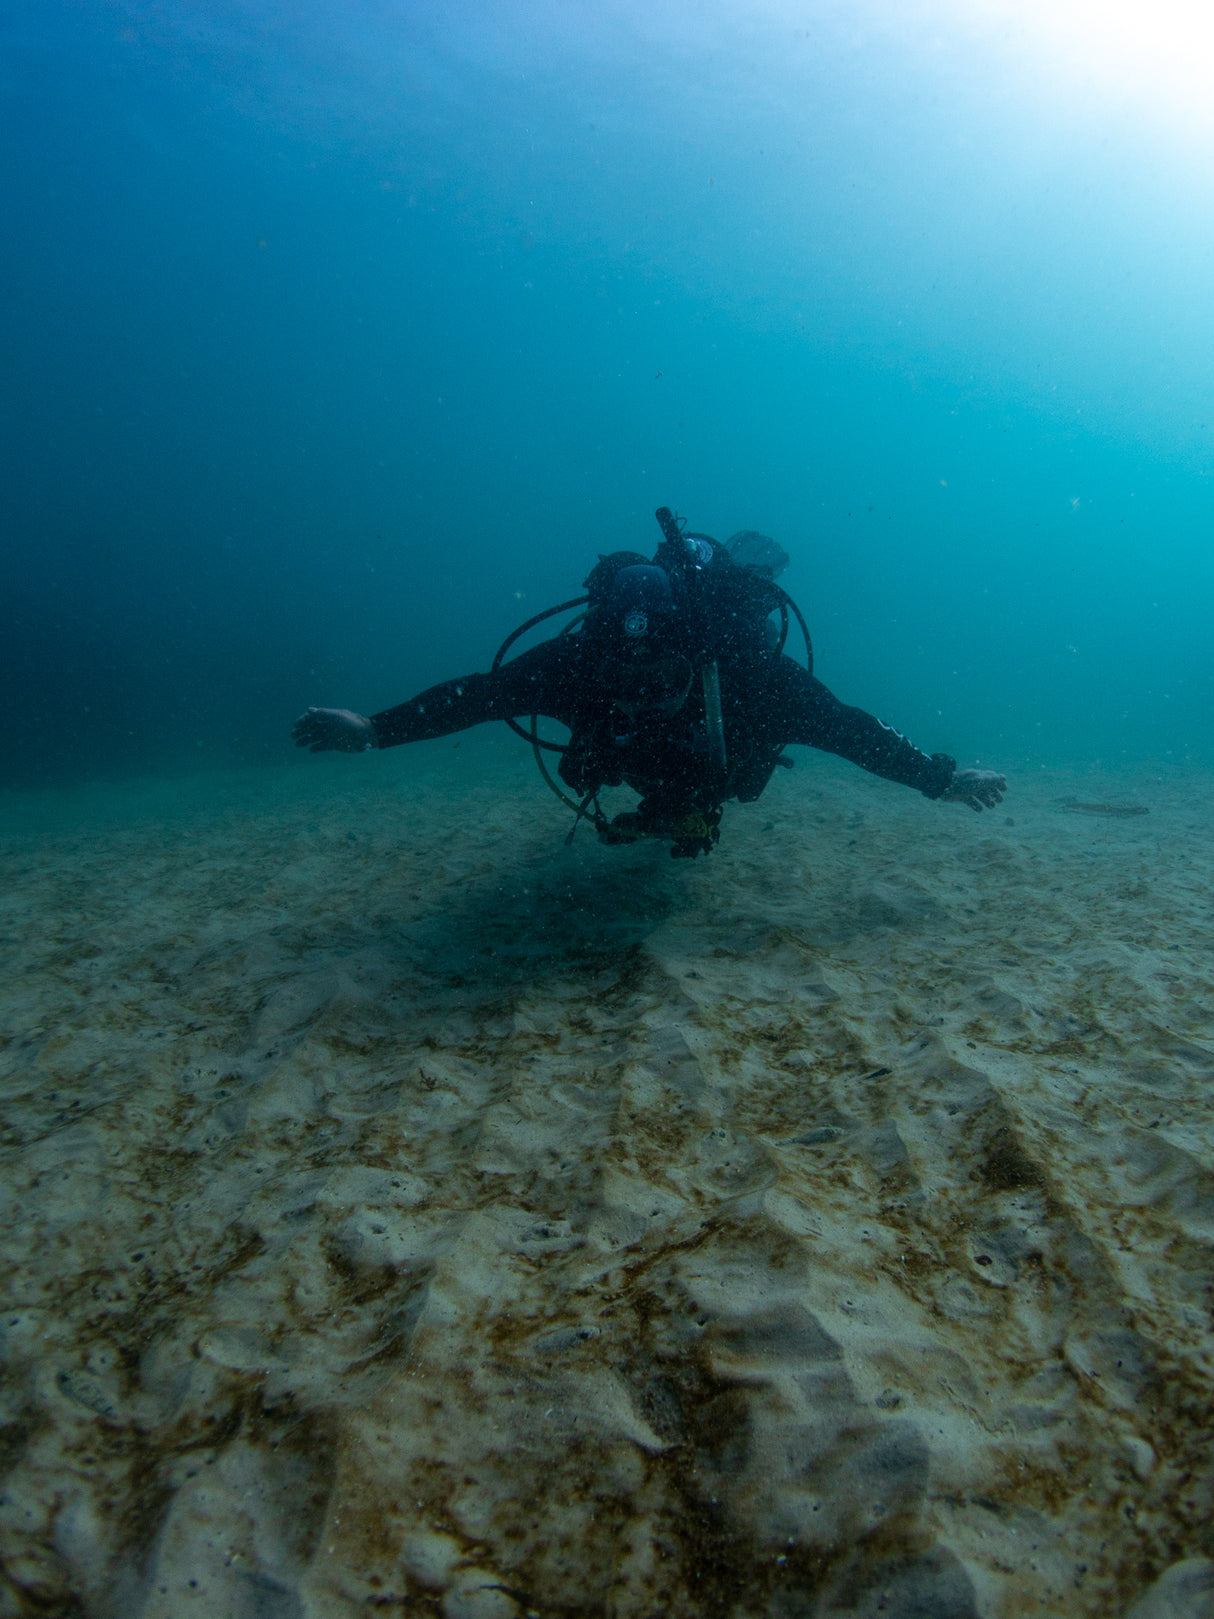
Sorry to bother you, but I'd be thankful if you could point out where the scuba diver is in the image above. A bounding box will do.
[292,508,1006,858]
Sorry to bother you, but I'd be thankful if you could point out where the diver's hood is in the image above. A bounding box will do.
[583,563,695,712]
[600,565,685,644]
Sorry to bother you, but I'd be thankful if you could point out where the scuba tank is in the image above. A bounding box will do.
[653,505,729,778]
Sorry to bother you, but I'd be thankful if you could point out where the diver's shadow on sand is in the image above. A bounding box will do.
[401,838,686,989]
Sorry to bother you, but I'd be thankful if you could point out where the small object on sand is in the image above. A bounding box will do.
[1060,800,1149,817]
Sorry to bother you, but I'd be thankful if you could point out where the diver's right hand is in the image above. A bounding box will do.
[292,707,377,753]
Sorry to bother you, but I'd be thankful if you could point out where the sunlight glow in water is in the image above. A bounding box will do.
[948,0,1214,134]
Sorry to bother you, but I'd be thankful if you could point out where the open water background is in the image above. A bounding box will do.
[3,0,1212,791]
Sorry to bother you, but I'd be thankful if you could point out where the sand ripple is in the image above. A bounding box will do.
[0,756,1211,1616]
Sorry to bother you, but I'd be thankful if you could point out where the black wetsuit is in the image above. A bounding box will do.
[370,635,955,839]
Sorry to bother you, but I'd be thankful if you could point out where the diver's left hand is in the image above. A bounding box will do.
[939,768,1007,811]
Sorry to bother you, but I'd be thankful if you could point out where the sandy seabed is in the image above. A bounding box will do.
[1,743,1212,1619]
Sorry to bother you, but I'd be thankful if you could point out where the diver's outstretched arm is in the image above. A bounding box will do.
[764,657,1007,808]
[292,707,377,753]
[293,639,581,756]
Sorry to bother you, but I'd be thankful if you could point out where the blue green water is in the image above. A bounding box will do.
[3,1,1211,790]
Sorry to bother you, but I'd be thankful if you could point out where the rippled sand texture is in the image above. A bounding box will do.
[1,752,1212,1618]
